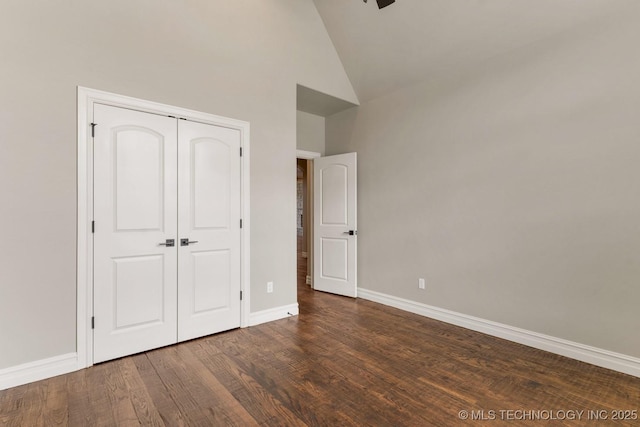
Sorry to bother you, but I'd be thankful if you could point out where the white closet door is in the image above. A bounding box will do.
[177,120,242,341]
[93,104,178,363]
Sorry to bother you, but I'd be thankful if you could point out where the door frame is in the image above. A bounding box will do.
[77,86,251,368]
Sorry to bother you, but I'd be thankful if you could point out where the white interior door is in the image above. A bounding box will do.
[177,120,241,341]
[93,104,178,363]
[313,153,357,297]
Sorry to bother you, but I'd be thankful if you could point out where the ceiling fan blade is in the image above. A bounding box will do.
[376,0,395,8]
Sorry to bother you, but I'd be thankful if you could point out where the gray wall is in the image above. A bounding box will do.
[0,0,357,370]
[326,6,640,358]
[297,111,326,155]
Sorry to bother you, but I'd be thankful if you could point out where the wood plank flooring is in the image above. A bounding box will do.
[2,278,639,426]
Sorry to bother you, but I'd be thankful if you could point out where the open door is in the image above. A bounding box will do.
[313,153,357,297]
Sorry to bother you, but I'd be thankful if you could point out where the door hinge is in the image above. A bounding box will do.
[240,147,243,157]
[91,316,95,329]
[240,219,243,229]
[240,291,243,301]
[91,221,95,233]
[90,123,97,138]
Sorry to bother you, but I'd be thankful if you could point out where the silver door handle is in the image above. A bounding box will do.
[180,238,199,246]
[343,230,357,236]
[159,239,175,247]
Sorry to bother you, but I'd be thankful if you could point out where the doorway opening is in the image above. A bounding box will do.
[296,150,359,299]
[297,158,310,290]
[296,150,320,296]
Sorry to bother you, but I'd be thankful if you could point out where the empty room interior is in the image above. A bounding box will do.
[2,0,640,425]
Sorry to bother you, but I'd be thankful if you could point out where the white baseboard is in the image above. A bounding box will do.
[1,303,299,390]
[358,288,640,378]
[0,353,79,391]
[249,303,299,326]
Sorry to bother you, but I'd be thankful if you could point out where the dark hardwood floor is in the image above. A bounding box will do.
[2,270,639,426]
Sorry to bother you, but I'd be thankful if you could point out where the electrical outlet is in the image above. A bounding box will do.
[267,281,274,293]
[418,278,426,290]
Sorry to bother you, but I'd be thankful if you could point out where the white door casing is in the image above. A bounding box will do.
[77,87,250,368]
[93,105,179,363]
[177,120,241,341]
[313,153,357,298]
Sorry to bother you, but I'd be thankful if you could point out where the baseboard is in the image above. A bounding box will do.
[358,288,640,378]
[249,303,299,326]
[1,303,299,390]
[0,353,79,391]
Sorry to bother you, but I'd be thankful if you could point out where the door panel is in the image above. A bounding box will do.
[320,165,348,225]
[314,153,357,298]
[193,139,231,229]
[320,238,348,280]
[113,255,165,329]
[177,120,241,342]
[93,104,178,363]
[114,129,165,230]
[192,250,231,313]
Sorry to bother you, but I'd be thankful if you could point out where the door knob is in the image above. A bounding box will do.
[343,230,357,236]
[180,238,199,246]
[159,239,175,247]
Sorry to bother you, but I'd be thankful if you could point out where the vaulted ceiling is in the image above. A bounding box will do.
[313,0,625,102]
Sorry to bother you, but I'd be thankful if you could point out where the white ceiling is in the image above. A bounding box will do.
[312,0,626,102]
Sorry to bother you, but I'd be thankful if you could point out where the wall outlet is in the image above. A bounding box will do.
[267,281,274,293]
[418,278,426,290]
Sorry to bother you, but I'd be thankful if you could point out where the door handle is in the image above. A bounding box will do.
[343,230,357,236]
[159,239,175,247]
[180,238,199,246]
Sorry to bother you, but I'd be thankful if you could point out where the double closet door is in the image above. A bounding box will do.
[92,104,241,363]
